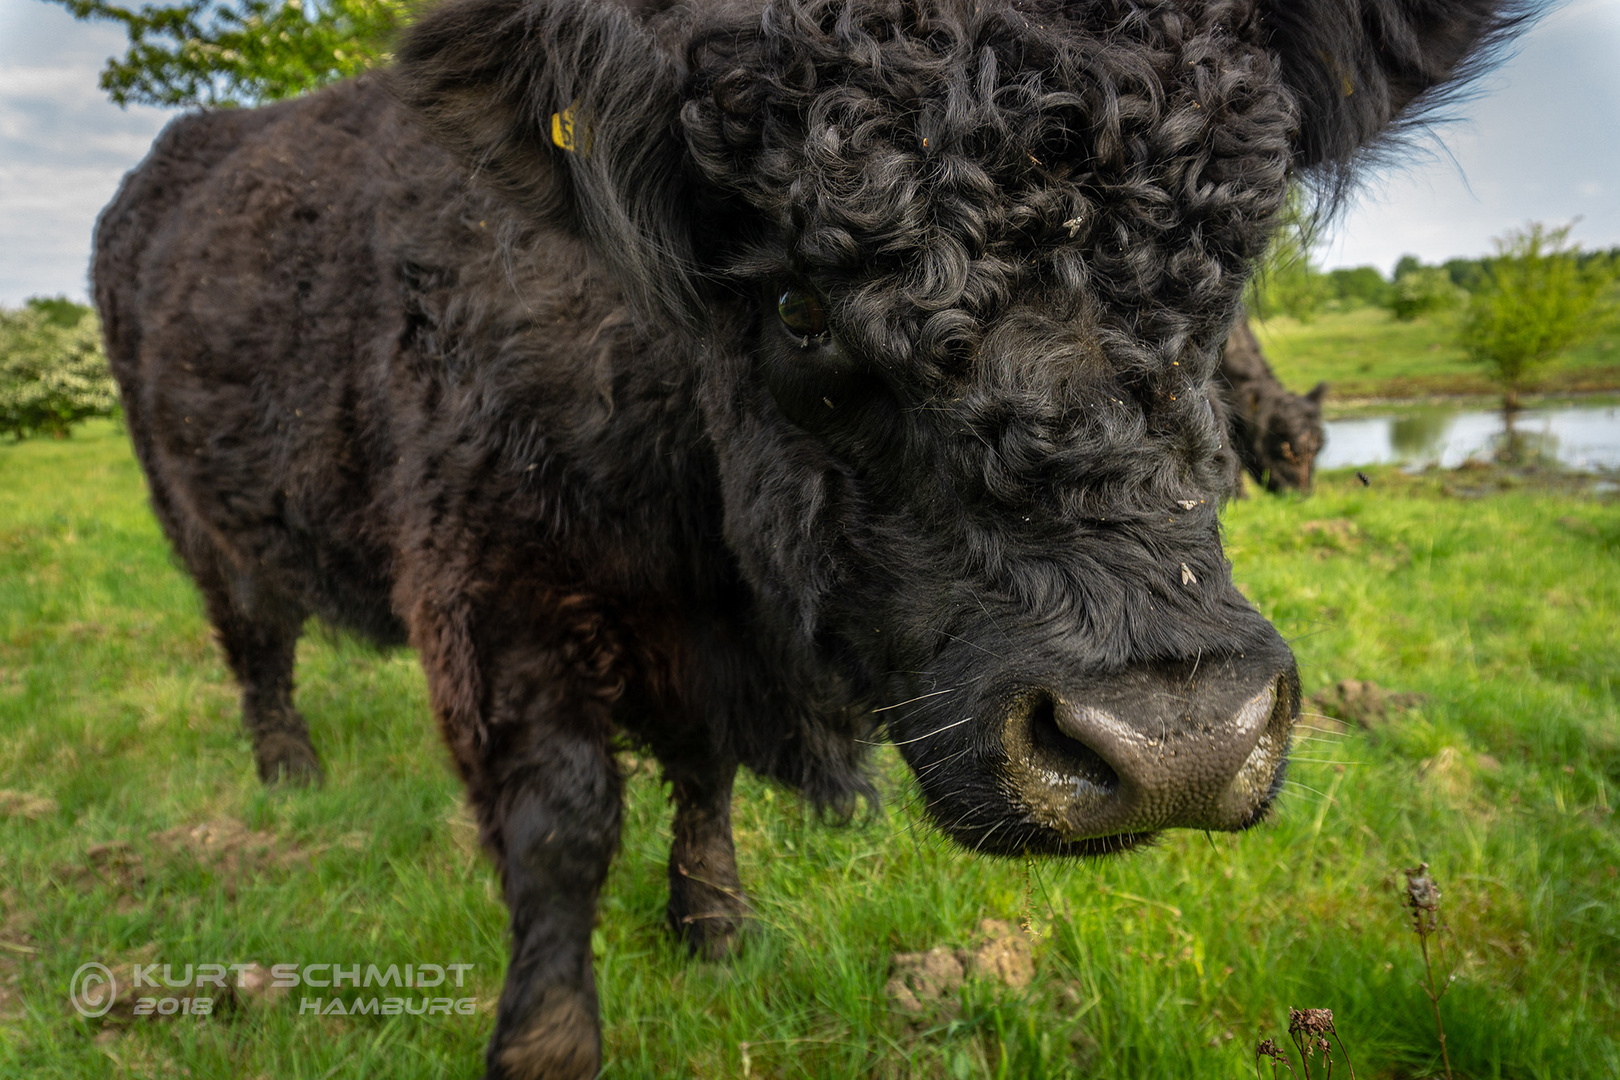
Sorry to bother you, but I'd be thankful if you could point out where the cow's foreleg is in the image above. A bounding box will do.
[420,606,623,1080]
[484,738,620,1080]
[665,756,750,959]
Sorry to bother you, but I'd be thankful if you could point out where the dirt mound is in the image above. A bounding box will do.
[1307,679,1426,731]
[52,841,147,896]
[886,947,963,1015]
[963,918,1034,989]
[53,819,310,902]
[0,789,58,820]
[886,919,1035,1015]
[148,819,309,897]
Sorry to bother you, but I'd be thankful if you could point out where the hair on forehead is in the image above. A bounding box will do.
[681,0,1292,391]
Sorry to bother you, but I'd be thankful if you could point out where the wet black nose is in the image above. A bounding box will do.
[1001,656,1297,839]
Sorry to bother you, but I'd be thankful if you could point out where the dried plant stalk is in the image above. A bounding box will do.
[1404,862,1454,1080]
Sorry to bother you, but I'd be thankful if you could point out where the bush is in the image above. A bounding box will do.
[1389,266,1466,321]
[0,304,120,439]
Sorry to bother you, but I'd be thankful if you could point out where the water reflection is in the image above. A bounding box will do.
[1390,411,1451,458]
[1318,403,1620,471]
[1489,426,1562,468]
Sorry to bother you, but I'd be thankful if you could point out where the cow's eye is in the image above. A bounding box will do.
[759,286,898,453]
[777,289,827,341]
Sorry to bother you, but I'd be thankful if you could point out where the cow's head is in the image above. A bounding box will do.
[1250,380,1327,493]
[398,0,1522,853]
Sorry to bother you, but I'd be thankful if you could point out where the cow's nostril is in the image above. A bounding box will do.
[1023,692,1118,795]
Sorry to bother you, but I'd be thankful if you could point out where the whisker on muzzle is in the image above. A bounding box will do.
[866,713,976,748]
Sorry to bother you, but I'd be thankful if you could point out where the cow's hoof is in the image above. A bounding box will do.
[669,901,753,961]
[487,988,599,1080]
[254,732,323,787]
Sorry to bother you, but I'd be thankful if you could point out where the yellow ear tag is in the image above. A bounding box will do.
[550,105,590,156]
[550,108,575,151]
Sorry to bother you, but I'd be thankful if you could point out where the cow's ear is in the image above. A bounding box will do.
[393,0,700,326]
[1258,0,1531,173]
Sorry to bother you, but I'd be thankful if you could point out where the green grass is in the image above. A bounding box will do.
[1252,306,1620,401]
[2,421,1617,1078]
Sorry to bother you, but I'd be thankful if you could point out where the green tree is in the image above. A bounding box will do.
[1326,265,1391,309]
[0,305,120,439]
[46,0,409,108]
[1457,221,1618,413]
[1442,257,1486,292]
[25,296,94,328]
[1393,254,1424,282]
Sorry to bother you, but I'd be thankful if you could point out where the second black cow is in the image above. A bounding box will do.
[1217,312,1328,493]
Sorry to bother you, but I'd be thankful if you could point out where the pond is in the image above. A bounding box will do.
[1318,401,1620,471]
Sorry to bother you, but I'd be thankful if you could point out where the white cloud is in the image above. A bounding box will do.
[0,0,168,304]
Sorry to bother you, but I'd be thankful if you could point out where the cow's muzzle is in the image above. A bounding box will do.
[1000,655,1298,840]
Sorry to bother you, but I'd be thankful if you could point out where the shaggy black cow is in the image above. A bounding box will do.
[94,0,1523,1074]
[1217,312,1328,493]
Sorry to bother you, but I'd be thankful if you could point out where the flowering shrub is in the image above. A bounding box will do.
[0,305,119,439]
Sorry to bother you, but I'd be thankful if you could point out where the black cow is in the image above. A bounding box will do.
[93,0,1524,1074]
[1217,312,1328,493]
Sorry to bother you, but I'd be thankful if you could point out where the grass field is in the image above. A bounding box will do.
[1251,306,1620,402]
[1,421,1617,1079]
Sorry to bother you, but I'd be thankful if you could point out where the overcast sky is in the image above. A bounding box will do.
[2,0,1618,305]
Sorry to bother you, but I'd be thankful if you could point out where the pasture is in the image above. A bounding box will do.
[1,421,1616,1078]
[1252,307,1620,403]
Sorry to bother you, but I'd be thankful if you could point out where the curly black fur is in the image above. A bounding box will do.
[96,0,1529,1073]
